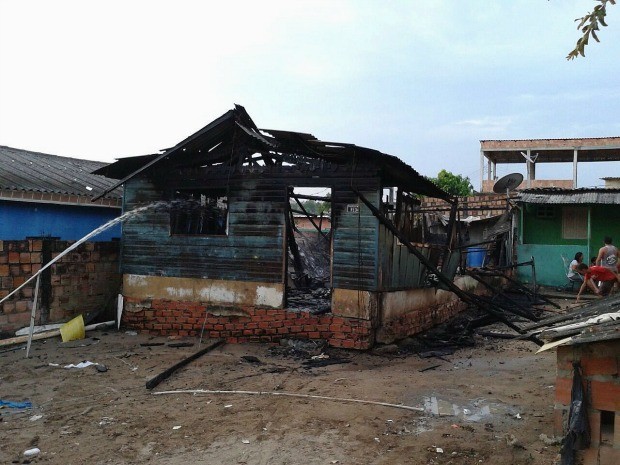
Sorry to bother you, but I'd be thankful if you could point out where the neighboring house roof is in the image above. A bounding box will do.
[93,105,452,202]
[517,187,620,205]
[0,146,122,202]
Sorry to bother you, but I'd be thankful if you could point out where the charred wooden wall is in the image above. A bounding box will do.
[121,172,381,291]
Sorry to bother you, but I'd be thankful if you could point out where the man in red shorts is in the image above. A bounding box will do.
[575,263,620,302]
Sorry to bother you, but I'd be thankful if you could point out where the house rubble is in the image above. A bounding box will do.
[93,105,502,349]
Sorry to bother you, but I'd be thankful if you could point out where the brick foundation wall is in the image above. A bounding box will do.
[376,298,468,343]
[555,341,620,465]
[122,298,375,349]
[0,239,120,335]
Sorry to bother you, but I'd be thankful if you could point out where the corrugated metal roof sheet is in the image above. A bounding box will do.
[517,187,620,205]
[0,146,122,199]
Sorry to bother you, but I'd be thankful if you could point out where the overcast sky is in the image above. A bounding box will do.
[1,0,618,190]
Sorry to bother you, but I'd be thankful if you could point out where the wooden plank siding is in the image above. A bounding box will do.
[121,173,383,290]
[121,177,286,283]
[331,185,380,290]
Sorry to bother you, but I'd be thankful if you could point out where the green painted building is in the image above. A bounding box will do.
[516,188,620,287]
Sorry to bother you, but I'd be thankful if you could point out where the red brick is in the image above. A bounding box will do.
[555,377,572,405]
[599,446,620,465]
[277,327,289,334]
[8,312,30,324]
[583,357,619,377]
[590,380,620,411]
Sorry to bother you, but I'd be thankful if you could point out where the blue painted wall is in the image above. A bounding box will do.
[0,201,121,241]
[516,244,584,287]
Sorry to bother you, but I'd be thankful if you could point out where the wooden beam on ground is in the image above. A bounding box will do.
[465,269,538,321]
[476,269,561,309]
[0,320,115,348]
[145,339,225,390]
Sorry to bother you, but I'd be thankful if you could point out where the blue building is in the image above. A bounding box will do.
[0,146,122,240]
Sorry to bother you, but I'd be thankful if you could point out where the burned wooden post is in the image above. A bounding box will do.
[146,339,225,390]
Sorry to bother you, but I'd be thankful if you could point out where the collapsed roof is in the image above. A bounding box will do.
[93,105,450,201]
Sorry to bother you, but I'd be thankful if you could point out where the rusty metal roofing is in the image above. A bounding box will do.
[517,188,620,205]
[0,146,123,199]
[94,105,452,201]
[536,294,620,349]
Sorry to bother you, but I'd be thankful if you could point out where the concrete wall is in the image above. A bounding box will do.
[555,340,620,465]
[0,239,120,335]
[482,179,573,193]
[123,274,284,308]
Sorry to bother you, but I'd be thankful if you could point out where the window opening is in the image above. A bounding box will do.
[170,189,228,235]
[601,410,615,446]
[562,206,587,240]
[536,205,555,219]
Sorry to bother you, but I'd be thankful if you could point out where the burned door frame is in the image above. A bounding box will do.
[284,186,333,309]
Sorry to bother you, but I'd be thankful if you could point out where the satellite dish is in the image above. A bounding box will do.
[493,173,524,194]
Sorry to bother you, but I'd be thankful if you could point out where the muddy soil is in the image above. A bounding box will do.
[0,326,560,465]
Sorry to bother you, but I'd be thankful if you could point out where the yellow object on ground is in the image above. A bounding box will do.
[60,315,85,342]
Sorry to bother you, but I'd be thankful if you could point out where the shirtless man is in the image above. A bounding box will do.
[596,236,619,275]
[575,263,620,302]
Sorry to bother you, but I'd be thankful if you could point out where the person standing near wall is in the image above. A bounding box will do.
[596,236,619,275]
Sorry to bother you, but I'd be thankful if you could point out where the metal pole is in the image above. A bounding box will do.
[25,275,41,358]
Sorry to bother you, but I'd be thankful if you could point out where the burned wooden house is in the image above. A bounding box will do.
[95,105,475,348]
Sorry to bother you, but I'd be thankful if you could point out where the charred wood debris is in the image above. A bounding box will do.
[288,189,586,359]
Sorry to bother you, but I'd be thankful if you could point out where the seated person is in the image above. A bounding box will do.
[575,263,620,302]
[567,252,584,283]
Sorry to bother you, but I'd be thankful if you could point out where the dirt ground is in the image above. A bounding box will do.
[0,315,563,465]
